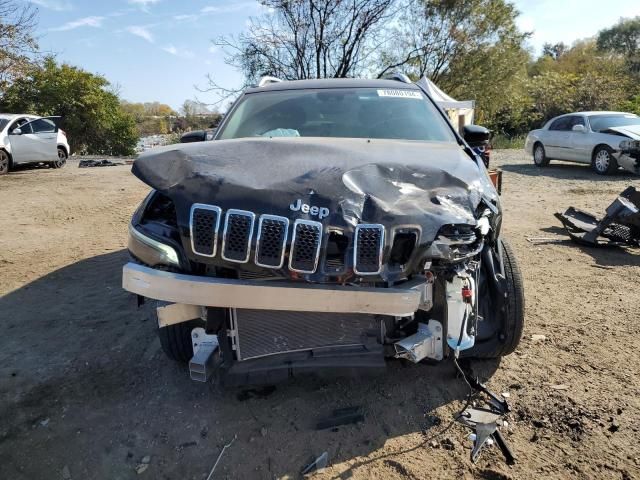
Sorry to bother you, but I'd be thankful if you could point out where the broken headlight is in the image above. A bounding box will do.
[128,223,180,267]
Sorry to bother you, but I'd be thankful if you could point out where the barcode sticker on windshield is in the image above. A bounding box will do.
[377,89,422,99]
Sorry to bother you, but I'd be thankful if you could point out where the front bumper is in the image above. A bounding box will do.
[122,262,428,316]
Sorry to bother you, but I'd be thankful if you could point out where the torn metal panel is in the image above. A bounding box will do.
[555,186,640,246]
[131,137,500,282]
[616,139,640,175]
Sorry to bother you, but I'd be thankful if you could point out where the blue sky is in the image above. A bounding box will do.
[27,0,640,111]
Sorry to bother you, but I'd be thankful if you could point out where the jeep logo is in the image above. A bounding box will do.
[289,199,330,219]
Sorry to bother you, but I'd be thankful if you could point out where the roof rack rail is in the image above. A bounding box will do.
[382,72,412,84]
[258,76,283,87]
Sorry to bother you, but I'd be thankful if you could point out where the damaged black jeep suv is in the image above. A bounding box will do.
[123,76,524,385]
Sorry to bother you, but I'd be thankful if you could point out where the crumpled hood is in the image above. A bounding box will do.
[606,124,640,139]
[132,137,498,245]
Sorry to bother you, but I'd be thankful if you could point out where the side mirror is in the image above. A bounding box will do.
[463,124,490,147]
[572,124,586,133]
[11,128,22,135]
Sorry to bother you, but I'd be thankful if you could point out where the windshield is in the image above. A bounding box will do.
[218,88,456,142]
[589,114,640,132]
[0,118,9,131]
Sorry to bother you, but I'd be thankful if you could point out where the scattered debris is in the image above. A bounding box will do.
[260,427,267,437]
[316,406,364,430]
[78,159,124,168]
[301,451,328,475]
[525,236,566,244]
[555,186,640,247]
[531,334,547,342]
[455,365,515,465]
[549,384,570,391]
[135,464,148,475]
[141,456,151,464]
[40,418,50,427]
[205,434,237,480]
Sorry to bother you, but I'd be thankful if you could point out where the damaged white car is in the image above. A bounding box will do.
[122,77,525,385]
[525,111,640,175]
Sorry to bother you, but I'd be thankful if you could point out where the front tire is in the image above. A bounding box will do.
[533,143,550,167]
[464,239,525,359]
[591,145,617,175]
[51,147,67,169]
[0,150,10,175]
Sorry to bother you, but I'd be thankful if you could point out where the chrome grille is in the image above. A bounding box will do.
[190,204,221,257]
[255,215,289,268]
[289,219,322,273]
[222,210,255,263]
[354,224,385,274]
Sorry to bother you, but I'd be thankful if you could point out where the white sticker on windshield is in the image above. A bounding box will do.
[377,89,422,99]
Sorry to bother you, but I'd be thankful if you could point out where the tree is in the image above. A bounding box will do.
[0,57,138,155]
[0,0,39,88]
[597,17,640,57]
[542,42,568,60]
[208,0,394,96]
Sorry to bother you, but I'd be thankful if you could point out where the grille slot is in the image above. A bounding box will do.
[255,215,289,268]
[354,224,385,275]
[222,209,255,263]
[289,219,322,273]
[190,204,221,257]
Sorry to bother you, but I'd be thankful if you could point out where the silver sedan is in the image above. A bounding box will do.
[524,111,640,175]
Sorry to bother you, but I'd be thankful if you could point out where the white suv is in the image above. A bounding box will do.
[0,114,71,175]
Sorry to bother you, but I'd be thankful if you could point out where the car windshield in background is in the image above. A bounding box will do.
[218,88,456,142]
[590,114,640,132]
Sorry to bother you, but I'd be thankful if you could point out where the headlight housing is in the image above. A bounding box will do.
[128,223,180,268]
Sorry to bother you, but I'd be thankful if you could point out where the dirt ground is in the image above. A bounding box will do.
[0,152,639,480]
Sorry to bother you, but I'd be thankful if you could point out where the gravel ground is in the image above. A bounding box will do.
[0,151,639,479]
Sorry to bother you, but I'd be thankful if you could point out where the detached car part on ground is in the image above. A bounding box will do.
[556,186,640,247]
[122,77,524,385]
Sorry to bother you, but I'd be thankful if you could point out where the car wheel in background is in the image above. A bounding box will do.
[533,142,550,167]
[0,150,9,175]
[591,145,618,175]
[52,147,67,169]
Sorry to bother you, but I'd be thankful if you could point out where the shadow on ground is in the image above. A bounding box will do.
[500,161,637,181]
[0,251,500,479]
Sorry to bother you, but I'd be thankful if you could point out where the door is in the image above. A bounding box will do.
[567,116,591,163]
[545,116,573,159]
[9,117,59,163]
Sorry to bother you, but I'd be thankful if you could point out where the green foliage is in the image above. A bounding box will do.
[491,134,526,149]
[0,57,138,155]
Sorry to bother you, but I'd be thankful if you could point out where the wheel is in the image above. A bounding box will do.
[51,147,67,169]
[158,319,204,362]
[591,145,617,175]
[533,142,550,167]
[0,150,9,175]
[464,239,525,358]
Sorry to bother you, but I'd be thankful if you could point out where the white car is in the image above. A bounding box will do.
[524,111,640,175]
[0,113,71,175]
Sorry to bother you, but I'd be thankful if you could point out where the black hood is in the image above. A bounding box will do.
[132,137,499,280]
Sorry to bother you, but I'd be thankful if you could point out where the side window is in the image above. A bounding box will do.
[569,116,585,128]
[9,118,30,134]
[549,117,571,131]
[29,118,57,134]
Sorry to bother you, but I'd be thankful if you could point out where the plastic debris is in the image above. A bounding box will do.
[205,434,237,480]
[301,452,329,475]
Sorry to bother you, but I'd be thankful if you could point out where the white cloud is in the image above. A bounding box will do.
[50,16,104,31]
[201,2,257,14]
[162,44,195,59]
[208,45,218,54]
[126,25,154,43]
[129,0,160,6]
[29,0,73,11]
[174,14,197,21]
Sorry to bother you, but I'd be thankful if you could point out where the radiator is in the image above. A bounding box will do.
[232,309,380,361]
